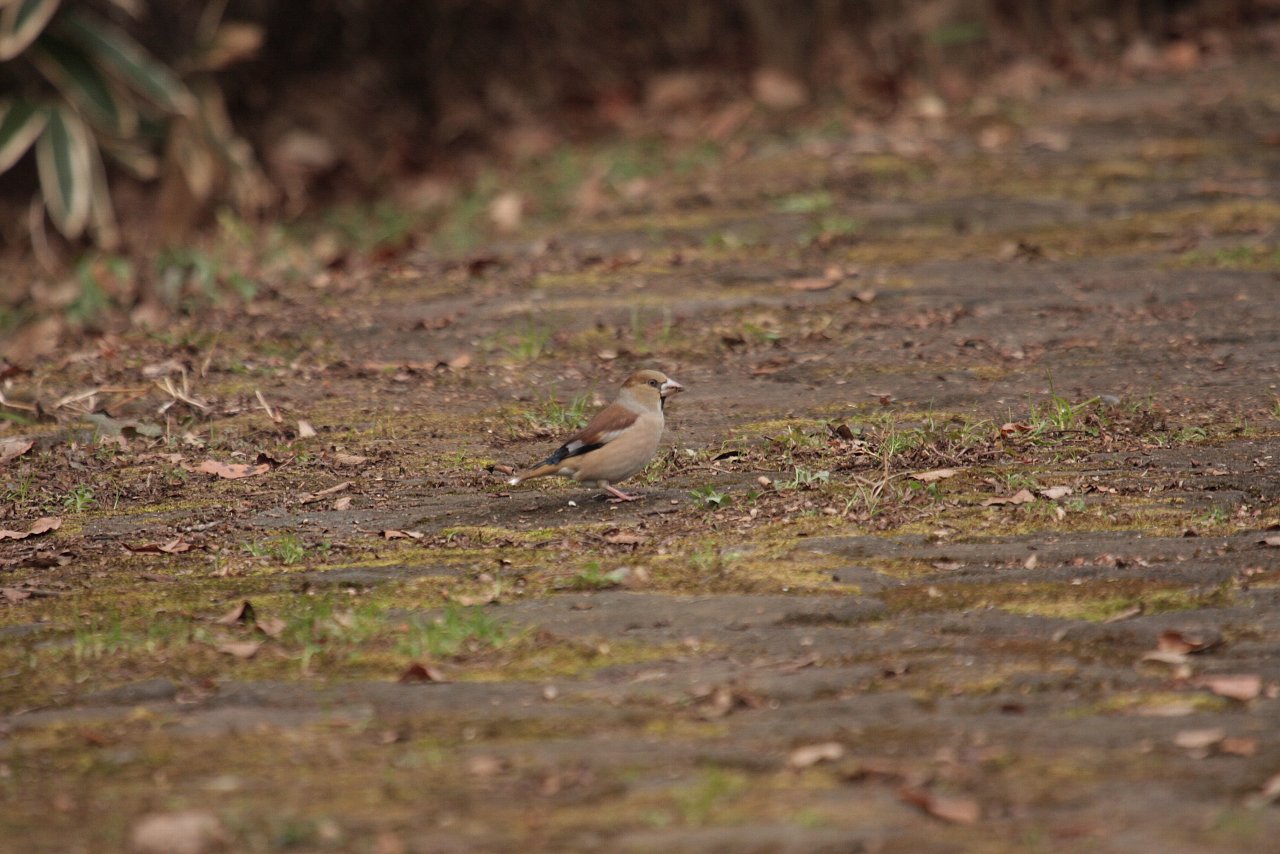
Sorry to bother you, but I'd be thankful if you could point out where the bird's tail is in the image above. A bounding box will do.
[508,462,560,486]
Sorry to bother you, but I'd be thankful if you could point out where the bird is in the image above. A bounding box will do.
[508,369,684,502]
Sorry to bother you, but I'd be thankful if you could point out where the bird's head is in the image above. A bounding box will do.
[622,369,684,409]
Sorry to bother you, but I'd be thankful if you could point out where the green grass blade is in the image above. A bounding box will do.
[0,0,59,61]
[35,105,92,238]
[0,98,47,173]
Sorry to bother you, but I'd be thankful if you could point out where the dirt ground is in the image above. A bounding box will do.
[3,57,1280,853]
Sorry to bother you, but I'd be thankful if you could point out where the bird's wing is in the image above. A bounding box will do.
[540,402,638,467]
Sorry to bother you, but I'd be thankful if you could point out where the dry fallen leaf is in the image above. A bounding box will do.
[912,468,957,483]
[1039,486,1073,500]
[1157,629,1219,655]
[899,787,981,825]
[0,437,33,465]
[489,191,524,233]
[788,742,845,769]
[196,459,271,479]
[332,452,369,466]
[981,489,1035,507]
[0,516,62,541]
[1174,728,1226,751]
[1222,737,1258,757]
[126,538,193,555]
[255,616,286,638]
[398,662,447,683]
[604,532,646,546]
[999,421,1032,438]
[382,529,424,540]
[300,481,353,504]
[466,755,506,778]
[452,588,499,607]
[130,810,228,854]
[216,600,256,625]
[217,640,262,660]
[297,420,317,439]
[333,496,353,511]
[788,277,838,292]
[1195,674,1262,702]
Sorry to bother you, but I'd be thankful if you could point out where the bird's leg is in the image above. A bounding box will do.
[604,484,641,503]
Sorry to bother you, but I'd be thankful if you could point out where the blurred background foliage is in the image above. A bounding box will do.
[0,0,1276,322]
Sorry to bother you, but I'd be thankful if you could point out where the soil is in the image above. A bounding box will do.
[3,58,1280,852]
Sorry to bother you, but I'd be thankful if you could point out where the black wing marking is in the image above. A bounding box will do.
[542,440,604,467]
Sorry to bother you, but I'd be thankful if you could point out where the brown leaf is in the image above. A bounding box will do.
[125,538,192,555]
[217,640,261,660]
[452,588,499,607]
[0,437,33,465]
[28,517,61,535]
[1174,728,1225,751]
[0,516,62,541]
[196,459,270,479]
[830,423,855,440]
[898,787,981,825]
[216,600,256,625]
[447,352,472,370]
[1039,486,1073,500]
[333,496,353,511]
[398,662,448,683]
[981,489,1035,507]
[1195,674,1262,702]
[912,468,957,483]
[604,532,646,546]
[752,67,809,109]
[788,742,845,769]
[489,191,524,233]
[382,529,424,540]
[300,481,353,504]
[296,420,317,439]
[465,755,505,777]
[788,277,837,292]
[255,616,286,638]
[332,452,369,466]
[999,421,1032,438]
[1157,629,1219,655]
[130,810,228,854]
[1222,737,1258,757]
[19,550,73,568]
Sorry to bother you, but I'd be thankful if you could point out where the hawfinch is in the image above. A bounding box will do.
[509,369,684,502]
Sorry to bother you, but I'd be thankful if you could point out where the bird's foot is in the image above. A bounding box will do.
[604,485,641,503]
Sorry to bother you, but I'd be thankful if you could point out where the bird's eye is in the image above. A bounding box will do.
[650,380,659,387]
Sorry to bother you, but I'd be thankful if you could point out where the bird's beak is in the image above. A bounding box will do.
[660,378,684,397]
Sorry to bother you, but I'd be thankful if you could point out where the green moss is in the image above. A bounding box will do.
[882,578,1228,621]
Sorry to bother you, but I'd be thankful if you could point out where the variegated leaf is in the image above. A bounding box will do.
[30,33,138,136]
[87,132,119,249]
[0,98,47,173]
[98,133,158,179]
[35,106,92,238]
[57,10,195,116]
[0,0,59,61]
